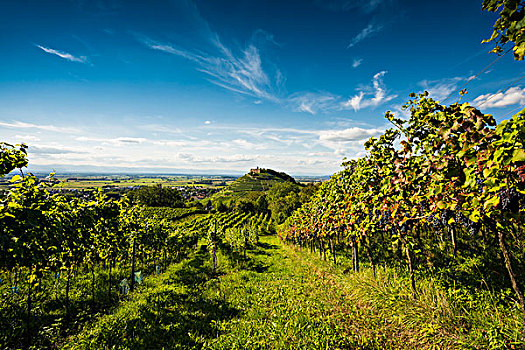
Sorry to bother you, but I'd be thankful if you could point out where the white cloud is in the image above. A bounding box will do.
[473,86,525,108]
[18,120,387,175]
[347,23,384,48]
[231,139,267,150]
[314,0,386,13]
[141,124,183,134]
[153,140,189,147]
[177,153,255,164]
[29,146,85,155]
[143,32,282,103]
[288,92,339,114]
[318,127,383,142]
[36,45,87,63]
[352,58,363,68]
[76,136,146,144]
[342,71,397,111]
[0,120,79,133]
[204,120,211,124]
[14,134,41,142]
[418,76,465,101]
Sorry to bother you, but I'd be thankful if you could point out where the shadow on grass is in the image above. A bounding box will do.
[217,242,271,274]
[118,289,239,349]
[256,241,279,250]
[67,244,240,349]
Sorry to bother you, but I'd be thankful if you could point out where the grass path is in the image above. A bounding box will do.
[66,236,472,349]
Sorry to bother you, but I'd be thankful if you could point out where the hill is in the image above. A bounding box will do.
[210,167,299,205]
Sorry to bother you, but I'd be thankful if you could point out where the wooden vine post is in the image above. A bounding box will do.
[212,218,217,275]
[130,236,136,292]
[350,234,359,273]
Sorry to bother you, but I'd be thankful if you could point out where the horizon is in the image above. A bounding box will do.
[1,0,523,175]
[7,166,331,179]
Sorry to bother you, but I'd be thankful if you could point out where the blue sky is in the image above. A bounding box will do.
[0,0,523,175]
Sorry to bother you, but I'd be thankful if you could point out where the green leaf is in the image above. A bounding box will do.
[483,195,500,211]
[437,201,447,209]
[512,149,525,162]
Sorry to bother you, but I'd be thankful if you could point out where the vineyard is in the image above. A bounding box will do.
[2,1,525,348]
[0,145,274,349]
[1,97,525,348]
[279,95,525,344]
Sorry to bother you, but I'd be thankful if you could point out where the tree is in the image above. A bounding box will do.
[236,199,255,213]
[128,184,183,207]
[266,182,299,202]
[254,194,269,213]
[299,183,319,203]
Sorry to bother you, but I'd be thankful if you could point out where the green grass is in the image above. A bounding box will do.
[62,236,522,350]
[65,237,374,349]
[284,243,523,349]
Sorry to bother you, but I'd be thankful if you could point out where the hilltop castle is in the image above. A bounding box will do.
[250,167,264,174]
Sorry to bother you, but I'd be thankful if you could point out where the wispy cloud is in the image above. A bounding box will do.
[76,136,146,144]
[287,92,340,114]
[14,134,41,142]
[30,146,85,155]
[142,31,282,102]
[352,58,363,68]
[418,76,474,101]
[0,120,80,133]
[35,44,87,63]
[317,126,384,156]
[347,23,384,48]
[342,71,397,111]
[140,124,183,134]
[473,86,525,108]
[319,127,383,142]
[314,0,388,14]
[231,139,267,150]
[175,152,255,164]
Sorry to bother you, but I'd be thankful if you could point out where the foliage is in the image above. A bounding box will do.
[0,142,27,177]
[0,165,198,348]
[141,206,205,221]
[128,184,184,207]
[280,93,525,341]
[483,0,525,60]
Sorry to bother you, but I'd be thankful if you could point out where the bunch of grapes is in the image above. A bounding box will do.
[498,188,523,213]
[465,220,482,236]
[455,210,481,236]
[418,200,429,216]
[379,210,391,226]
[455,210,468,226]
[429,212,441,228]
[440,209,453,227]
[476,178,484,194]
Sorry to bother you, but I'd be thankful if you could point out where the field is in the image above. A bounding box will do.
[0,174,236,191]
[53,175,235,190]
